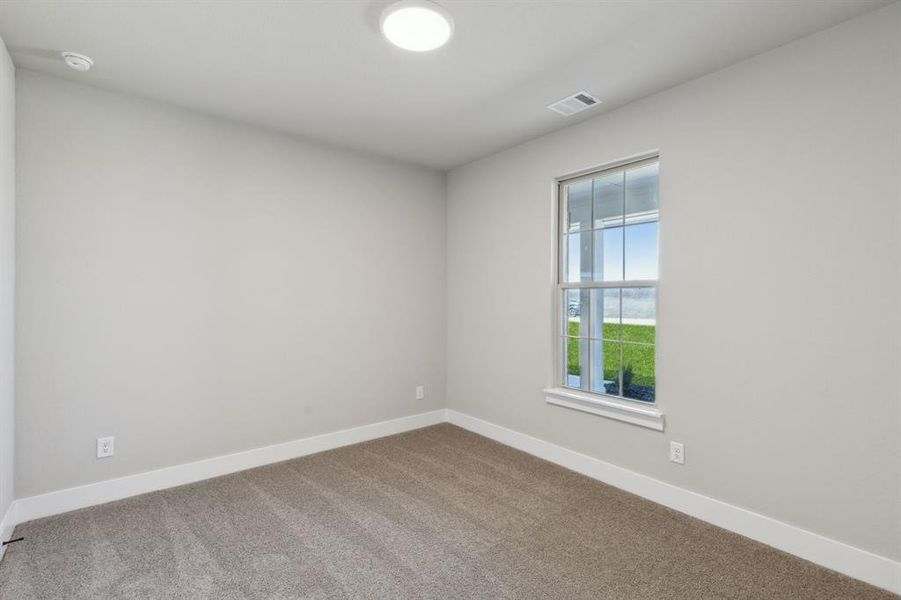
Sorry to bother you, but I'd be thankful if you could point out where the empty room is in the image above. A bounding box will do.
[0,0,898,598]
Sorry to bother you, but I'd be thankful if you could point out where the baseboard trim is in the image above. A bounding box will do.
[445,409,901,594]
[14,409,446,525]
[0,501,16,562]
[7,408,899,593]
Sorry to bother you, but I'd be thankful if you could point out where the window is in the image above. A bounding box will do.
[557,157,659,404]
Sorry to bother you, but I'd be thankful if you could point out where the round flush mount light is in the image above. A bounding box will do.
[61,51,94,72]
[380,0,453,52]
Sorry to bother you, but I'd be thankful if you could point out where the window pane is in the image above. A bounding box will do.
[565,231,593,283]
[593,171,624,281]
[624,222,658,280]
[591,288,620,340]
[622,287,655,344]
[622,343,655,403]
[564,337,588,389]
[566,179,592,233]
[564,289,589,338]
[593,171,624,229]
[591,340,621,396]
[625,162,658,218]
[624,162,658,280]
[592,227,623,281]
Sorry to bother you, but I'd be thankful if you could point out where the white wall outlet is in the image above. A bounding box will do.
[415,385,425,400]
[669,441,684,465]
[97,436,115,459]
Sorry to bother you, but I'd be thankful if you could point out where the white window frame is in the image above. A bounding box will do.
[544,152,665,431]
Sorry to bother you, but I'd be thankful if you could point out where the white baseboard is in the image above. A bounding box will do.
[0,501,16,562]
[445,409,900,595]
[6,407,899,593]
[14,409,446,525]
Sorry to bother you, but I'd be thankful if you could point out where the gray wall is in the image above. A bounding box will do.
[446,4,900,561]
[0,36,14,521]
[16,70,446,497]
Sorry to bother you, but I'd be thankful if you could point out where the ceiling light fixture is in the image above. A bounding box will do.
[61,51,94,72]
[380,0,453,52]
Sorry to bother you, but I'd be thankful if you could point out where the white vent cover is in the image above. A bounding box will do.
[547,91,600,116]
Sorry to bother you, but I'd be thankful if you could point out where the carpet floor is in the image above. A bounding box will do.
[0,423,894,599]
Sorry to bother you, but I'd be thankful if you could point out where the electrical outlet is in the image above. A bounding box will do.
[415,385,425,400]
[97,436,115,459]
[669,441,684,465]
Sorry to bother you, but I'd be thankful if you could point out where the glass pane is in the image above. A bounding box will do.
[622,343,655,403]
[564,289,589,338]
[593,170,624,281]
[625,162,658,218]
[622,287,656,344]
[624,222,658,280]
[624,162,659,281]
[566,179,592,233]
[592,227,623,281]
[591,340,621,396]
[591,288,620,340]
[565,231,593,283]
[593,170,624,228]
[564,337,588,389]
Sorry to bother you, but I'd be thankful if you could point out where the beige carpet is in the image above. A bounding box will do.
[0,424,894,599]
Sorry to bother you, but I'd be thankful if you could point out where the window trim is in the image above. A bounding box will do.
[543,386,664,431]
[546,151,665,431]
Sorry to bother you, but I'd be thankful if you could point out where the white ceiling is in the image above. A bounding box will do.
[0,0,890,169]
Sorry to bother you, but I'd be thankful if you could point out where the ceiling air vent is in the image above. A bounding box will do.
[547,91,601,116]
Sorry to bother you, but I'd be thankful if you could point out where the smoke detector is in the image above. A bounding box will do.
[547,91,600,116]
[61,52,94,72]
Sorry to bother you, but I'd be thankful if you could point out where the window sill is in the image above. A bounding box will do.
[543,387,665,431]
